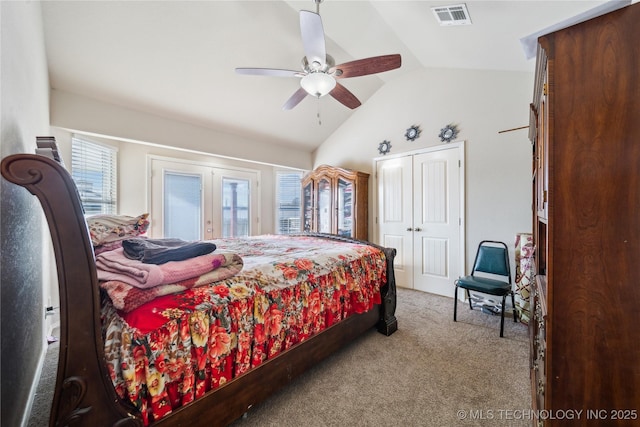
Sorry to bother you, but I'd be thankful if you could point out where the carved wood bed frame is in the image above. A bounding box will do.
[1,153,398,427]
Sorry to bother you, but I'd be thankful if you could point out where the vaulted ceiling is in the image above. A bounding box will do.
[41,0,617,151]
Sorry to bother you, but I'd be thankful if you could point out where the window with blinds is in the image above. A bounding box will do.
[71,136,117,215]
[275,170,303,234]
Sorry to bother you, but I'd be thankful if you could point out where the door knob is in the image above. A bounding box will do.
[414,227,422,232]
[406,227,413,231]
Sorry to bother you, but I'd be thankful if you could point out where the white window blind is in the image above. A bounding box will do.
[163,171,202,240]
[71,136,117,215]
[275,171,302,234]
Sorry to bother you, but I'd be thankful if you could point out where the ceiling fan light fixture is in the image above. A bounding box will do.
[300,72,336,97]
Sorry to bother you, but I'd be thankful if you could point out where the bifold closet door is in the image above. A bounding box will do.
[376,156,413,288]
[412,149,461,296]
[376,146,463,297]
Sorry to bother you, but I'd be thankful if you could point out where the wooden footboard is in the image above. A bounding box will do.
[1,153,397,427]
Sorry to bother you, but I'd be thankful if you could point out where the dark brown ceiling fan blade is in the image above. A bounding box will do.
[235,68,302,78]
[331,54,401,79]
[300,10,326,68]
[282,87,308,110]
[330,83,361,109]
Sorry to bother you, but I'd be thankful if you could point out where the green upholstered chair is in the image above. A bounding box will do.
[453,240,517,337]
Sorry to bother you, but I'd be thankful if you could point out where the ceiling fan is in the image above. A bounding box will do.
[235,0,401,110]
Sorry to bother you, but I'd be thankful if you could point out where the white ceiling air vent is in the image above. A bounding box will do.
[431,4,472,26]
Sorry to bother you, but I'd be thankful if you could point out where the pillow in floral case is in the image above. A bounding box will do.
[87,213,150,246]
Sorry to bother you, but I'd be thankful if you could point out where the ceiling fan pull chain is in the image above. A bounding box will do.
[317,99,322,125]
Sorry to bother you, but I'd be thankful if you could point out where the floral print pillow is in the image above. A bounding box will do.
[87,213,150,246]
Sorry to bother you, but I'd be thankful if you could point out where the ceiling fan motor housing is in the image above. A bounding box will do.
[302,54,335,73]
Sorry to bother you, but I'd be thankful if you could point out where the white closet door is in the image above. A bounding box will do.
[412,148,462,296]
[376,144,464,297]
[376,156,413,288]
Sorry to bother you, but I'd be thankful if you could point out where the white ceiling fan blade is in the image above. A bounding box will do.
[282,87,308,110]
[235,68,302,78]
[300,10,326,68]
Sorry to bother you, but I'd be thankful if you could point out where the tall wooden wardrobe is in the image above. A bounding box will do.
[529,3,639,425]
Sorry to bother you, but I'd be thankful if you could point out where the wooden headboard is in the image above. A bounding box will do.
[1,153,141,425]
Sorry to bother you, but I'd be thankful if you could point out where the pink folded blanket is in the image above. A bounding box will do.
[96,248,237,289]
[100,251,245,312]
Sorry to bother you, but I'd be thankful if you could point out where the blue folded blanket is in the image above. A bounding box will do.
[122,238,216,265]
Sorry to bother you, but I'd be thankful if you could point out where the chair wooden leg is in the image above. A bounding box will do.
[511,291,518,322]
[500,295,507,337]
[454,285,458,321]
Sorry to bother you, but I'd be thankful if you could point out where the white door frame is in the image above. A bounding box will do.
[373,141,466,293]
[147,155,261,239]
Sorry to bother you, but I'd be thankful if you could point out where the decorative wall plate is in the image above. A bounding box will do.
[438,124,459,143]
[404,125,421,141]
[378,140,392,155]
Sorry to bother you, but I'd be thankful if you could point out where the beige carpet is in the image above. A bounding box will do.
[29,288,531,426]
[231,288,531,427]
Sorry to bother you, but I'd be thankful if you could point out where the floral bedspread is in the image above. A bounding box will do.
[101,234,386,425]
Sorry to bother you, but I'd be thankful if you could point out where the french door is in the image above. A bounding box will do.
[376,143,465,297]
[150,157,259,240]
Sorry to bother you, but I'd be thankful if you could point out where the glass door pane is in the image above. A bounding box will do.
[302,181,313,232]
[337,178,354,237]
[317,178,332,233]
[163,171,202,240]
[222,177,250,237]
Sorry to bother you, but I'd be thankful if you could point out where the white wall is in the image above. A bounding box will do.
[52,128,290,235]
[50,90,312,235]
[50,89,312,171]
[314,67,534,273]
[0,2,53,426]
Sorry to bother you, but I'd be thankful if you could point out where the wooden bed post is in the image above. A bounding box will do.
[1,154,141,426]
[377,246,398,336]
